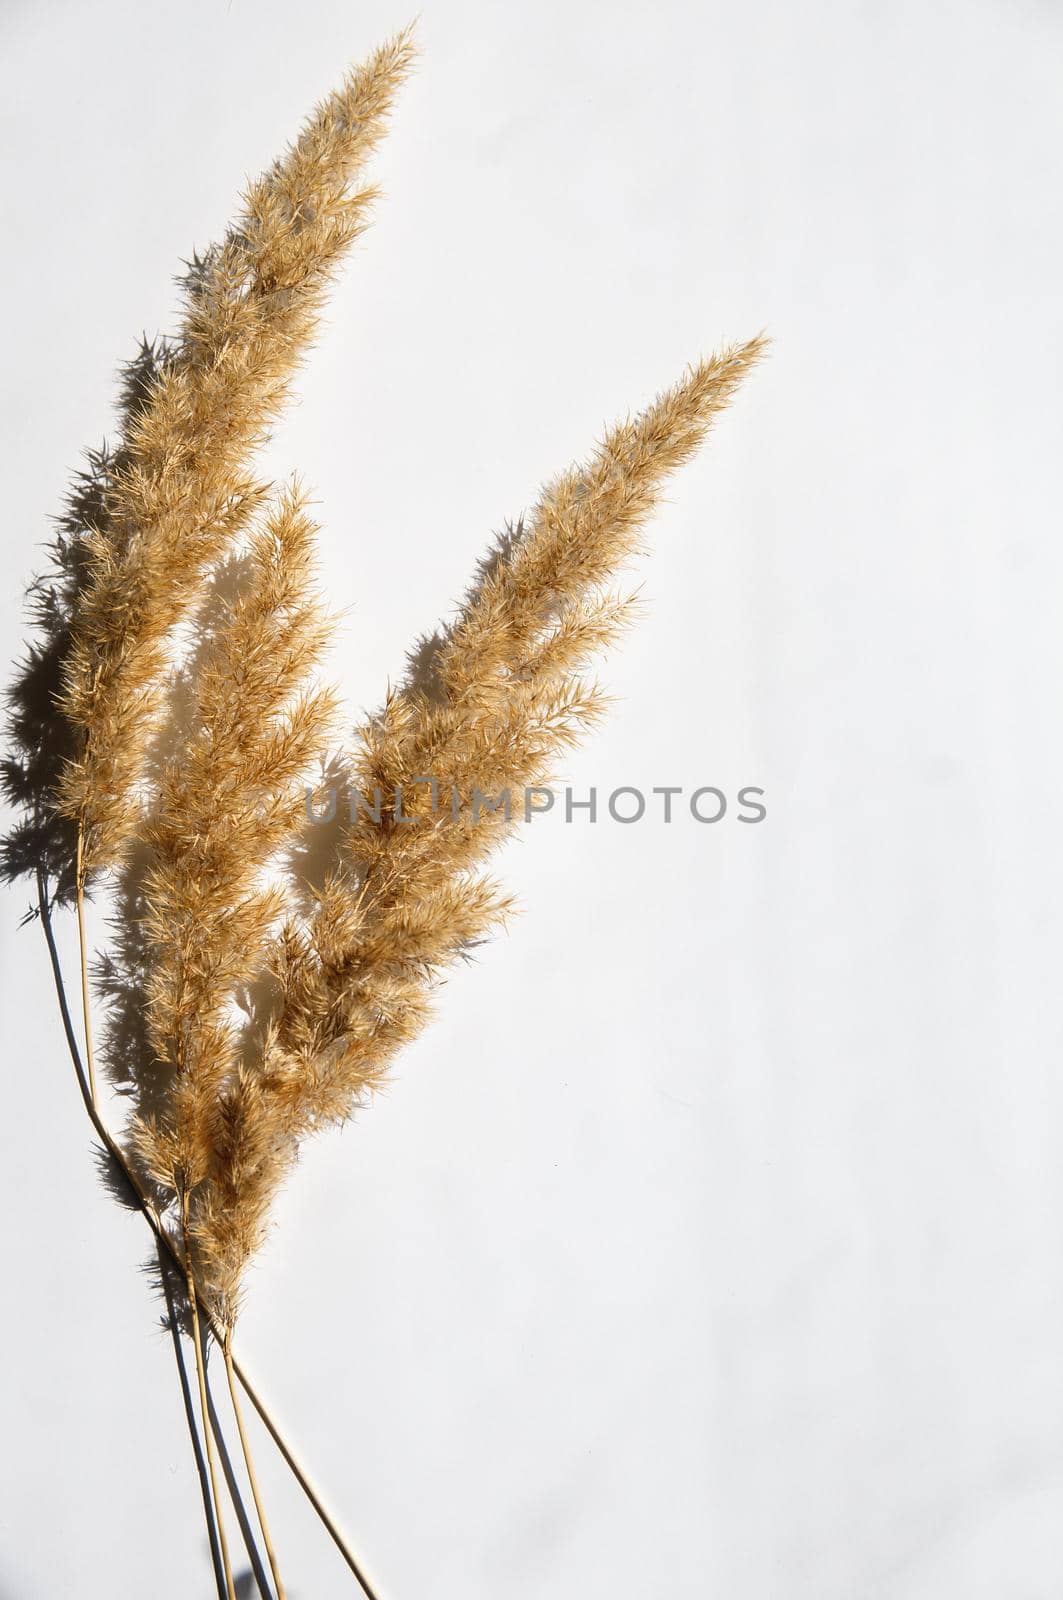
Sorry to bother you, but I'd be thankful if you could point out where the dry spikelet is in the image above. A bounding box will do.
[229,341,767,1193]
[56,26,416,874]
[426,343,765,708]
[130,483,337,1324]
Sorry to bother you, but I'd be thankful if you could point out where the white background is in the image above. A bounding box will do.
[1,1,1062,1596]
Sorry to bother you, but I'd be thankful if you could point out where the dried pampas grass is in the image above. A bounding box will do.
[3,23,764,1598]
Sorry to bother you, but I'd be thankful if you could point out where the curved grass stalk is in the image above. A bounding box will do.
[74,823,97,1106]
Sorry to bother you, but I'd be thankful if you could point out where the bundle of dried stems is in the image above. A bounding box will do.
[2,23,764,1599]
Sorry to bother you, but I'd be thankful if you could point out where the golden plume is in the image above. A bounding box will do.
[5,24,765,1592]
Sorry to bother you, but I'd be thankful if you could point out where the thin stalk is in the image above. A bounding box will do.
[224,1329,287,1600]
[35,865,382,1597]
[184,1195,238,1600]
[204,1364,275,1600]
[159,1242,231,1600]
[227,1352,384,1600]
[74,821,98,1105]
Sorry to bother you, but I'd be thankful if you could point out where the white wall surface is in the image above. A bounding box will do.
[1,1,1061,1596]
